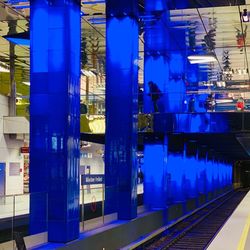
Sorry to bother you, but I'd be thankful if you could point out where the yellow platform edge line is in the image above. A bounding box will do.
[237,214,250,250]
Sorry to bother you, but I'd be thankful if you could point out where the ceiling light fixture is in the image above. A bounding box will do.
[23,82,30,86]
[81,69,96,77]
[241,9,249,22]
[188,55,217,64]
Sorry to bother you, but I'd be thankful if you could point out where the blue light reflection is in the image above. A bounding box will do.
[143,141,233,209]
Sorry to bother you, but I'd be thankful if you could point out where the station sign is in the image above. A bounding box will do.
[81,174,105,185]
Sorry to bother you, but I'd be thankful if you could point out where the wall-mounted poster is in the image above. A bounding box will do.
[9,162,20,176]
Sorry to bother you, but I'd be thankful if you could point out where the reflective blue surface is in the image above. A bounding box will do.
[105,0,138,220]
[144,3,187,113]
[30,0,80,242]
[5,37,30,46]
[167,29,186,113]
[144,0,167,10]
[143,136,233,210]
[153,113,247,133]
[144,144,167,208]
[144,0,169,113]
[173,0,189,9]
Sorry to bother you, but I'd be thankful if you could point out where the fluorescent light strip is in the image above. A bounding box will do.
[188,55,217,64]
[81,69,95,77]
[189,59,217,64]
[188,55,214,60]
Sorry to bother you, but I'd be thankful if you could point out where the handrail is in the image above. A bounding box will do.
[0,191,46,199]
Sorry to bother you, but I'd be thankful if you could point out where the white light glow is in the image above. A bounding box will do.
[188,55,217,64]
[81,69,95,77]
[23,81,30,86]
[216,99,233,104]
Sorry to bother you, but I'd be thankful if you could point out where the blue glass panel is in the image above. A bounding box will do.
[144,144,167,208]
[167,153,185,203]
[30,0,80,242]
[105,3,138,219]
[144,56,169,112]
[144,2,169,113]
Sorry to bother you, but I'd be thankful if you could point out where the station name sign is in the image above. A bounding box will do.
[81,174,105,185]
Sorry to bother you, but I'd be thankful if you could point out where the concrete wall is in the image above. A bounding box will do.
[58,210,166,250]
[0,95,24,195]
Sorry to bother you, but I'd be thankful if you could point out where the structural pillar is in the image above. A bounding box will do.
[144,0,169,113]
[168,28,187,112]
[8,21,17,116]
[105,0,138,219]
[144,143,167,209]
[30,0,81,242]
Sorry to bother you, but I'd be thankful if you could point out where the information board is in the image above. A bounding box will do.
[81,174,105,185]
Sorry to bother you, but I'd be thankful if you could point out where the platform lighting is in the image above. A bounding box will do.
[81,69,95,77]
[23,81,30,86]
[188,55,217,64]
[216,81,226,88]
[241,9,249,22]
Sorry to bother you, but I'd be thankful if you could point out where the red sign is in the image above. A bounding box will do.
[20,147,29,154]
[91,196,97,212]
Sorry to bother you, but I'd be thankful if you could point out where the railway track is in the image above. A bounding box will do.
[136,189,248,250]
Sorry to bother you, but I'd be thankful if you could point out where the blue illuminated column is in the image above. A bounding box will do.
[144,1,190,113]
[168,28,187,112]
[197,146,207,195]
[184,142,198,199]
[144,0,169,113]
[105,0,138,219]
[170,1,192,113]
[166,135,185,204]
[30,0,80,242]
[144,144,167,209]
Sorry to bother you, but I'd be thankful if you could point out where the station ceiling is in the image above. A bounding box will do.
[0,1,249,99]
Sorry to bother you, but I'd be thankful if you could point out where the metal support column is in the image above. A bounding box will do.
[8,21,17,116]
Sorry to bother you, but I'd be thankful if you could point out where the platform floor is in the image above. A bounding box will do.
[208,190,250,250]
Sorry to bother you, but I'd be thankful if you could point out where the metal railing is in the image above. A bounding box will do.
[0,184,144,245]
[0,192,48,247]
